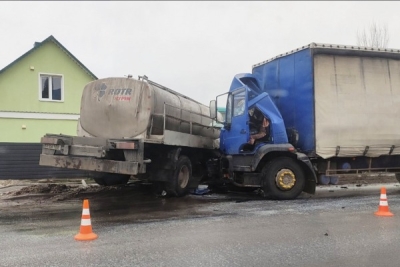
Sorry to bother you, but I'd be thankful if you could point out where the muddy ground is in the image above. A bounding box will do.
[0,172,397,205]
[0,179,161,203]
[1,174,400,235]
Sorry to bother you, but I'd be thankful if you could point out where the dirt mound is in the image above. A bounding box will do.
[11,184,71,196]
[6,183,136,202]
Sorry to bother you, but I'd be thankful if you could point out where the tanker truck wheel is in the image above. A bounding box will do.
[165,155,192,197]
[261,157,305,200]
[92,173,130,186]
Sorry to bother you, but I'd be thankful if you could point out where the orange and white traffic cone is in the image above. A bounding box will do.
[74,199,98,241]
[374,187,394,217]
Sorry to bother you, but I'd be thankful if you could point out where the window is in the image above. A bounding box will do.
[233,89,246,117]
[39,74,63,101]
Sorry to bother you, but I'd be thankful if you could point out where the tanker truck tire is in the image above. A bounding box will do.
[92,173,130,186]
[166,155,192,197]
[261,157,305,200]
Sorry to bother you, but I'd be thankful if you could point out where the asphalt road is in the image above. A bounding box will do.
[1,183,400,267]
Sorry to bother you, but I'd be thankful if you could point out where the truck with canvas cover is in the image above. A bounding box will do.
[39,76,221,196]
[209,43,400,199]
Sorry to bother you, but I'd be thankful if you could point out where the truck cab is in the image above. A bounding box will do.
[218,74,290,155]
[210,74,317,200]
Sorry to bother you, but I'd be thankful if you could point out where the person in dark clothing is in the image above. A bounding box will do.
[248,117,270,145]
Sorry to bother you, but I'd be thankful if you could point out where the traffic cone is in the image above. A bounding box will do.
[74,199,98,241]
[374,187,394,217]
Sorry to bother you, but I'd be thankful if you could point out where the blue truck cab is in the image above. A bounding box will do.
[211,74,317,200]
[219,73,289,155]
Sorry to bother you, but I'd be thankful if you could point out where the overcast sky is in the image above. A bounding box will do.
[1,1,399,105]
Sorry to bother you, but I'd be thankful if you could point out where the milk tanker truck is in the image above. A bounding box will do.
[39,76,221,196]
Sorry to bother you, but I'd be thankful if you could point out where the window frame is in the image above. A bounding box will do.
[38,73,64,102]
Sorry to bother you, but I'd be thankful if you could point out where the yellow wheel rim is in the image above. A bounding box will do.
[275,169,296,190]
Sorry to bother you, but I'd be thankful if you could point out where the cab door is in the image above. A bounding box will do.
[219,87,249,155]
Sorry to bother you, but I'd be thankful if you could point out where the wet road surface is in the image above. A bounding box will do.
[1,182,400,267]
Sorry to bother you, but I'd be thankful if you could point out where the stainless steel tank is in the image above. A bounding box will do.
[79,77,220,140]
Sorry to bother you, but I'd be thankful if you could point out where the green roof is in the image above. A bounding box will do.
[0,35,97,79]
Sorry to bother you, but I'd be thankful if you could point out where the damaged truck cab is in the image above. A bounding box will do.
[209,73,317,200]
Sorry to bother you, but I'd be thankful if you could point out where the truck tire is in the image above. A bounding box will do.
[261,157,305,200]
[93,173,130,186]
[166,155,192,197]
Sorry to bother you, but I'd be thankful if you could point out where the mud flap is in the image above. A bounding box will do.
[296,152,317,194]
[303,178,316,194]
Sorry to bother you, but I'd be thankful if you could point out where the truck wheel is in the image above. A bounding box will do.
[166,156,192,197]
[261,157,305,200]
[93,173,130,186]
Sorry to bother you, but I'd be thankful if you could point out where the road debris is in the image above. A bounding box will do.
[81,179,88,188]
[3,183,132,202]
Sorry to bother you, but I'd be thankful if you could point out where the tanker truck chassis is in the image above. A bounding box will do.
[40,76,220,196]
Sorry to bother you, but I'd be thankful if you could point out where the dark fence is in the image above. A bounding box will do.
[0,143,88,179]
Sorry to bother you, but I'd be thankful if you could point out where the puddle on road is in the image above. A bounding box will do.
[79,185,265,224]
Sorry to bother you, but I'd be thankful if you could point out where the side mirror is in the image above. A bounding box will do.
[209,100,216,119]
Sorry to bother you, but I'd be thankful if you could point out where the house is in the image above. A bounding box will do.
[0,35,97,179]
[0,35,97,142]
